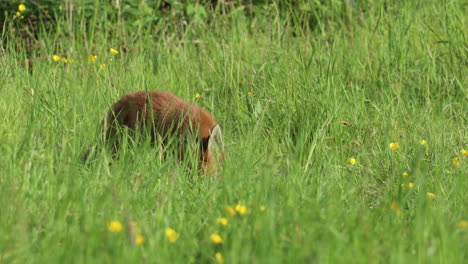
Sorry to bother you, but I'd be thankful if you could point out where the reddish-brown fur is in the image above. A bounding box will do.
[84,91,222,173]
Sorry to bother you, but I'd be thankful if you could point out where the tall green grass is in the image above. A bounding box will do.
[0,0,466,263]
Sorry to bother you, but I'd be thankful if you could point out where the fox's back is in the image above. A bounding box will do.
[107,91,217,138]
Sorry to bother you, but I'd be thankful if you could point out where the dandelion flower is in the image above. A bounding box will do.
[165,228,179,243]
[215,252,224,264]
[461,149,468,156]
[235,204,247,215]
[195,93,202,100]
[420,140,427,146]
[135,234,144,245]
[110,48,119,55]
[402,172,409,179]
[247,91,253,97]
[347,158,356,165]
[225,206,236,216]
[408,182,414,189]
[15,12,20,17]
[89,55,97,63]
[210,233,223,244]
[216,218,228,227]
[52,55,61,62]
[260,205,266,212]
[107,220,123,232]
[18,4,26,12]
[427,192,436,199]
[389,142,399,150]
[458,220,468,228]
[452,157,459,167]
[60,57,68,63]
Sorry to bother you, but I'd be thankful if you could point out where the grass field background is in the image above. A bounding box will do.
[0,0,467,263]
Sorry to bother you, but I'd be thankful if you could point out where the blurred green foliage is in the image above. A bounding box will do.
[1,0,373,38]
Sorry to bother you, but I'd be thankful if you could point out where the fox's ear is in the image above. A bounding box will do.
[208,124,224,161]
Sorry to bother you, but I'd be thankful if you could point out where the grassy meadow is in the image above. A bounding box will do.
[0,1,467,263]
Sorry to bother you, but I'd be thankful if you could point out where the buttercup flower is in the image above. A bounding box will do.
[461,149,468,156]
[452,157,459,167]
[61,57,68,63]
[215,252,224,264]
[135,234,144,245]
[210,233,223,244]
[195,93,202,100]
[347,158,356,165]
[427,192,436,199]
[216,218,228,226]
[18,4,26,12]
[110,48,119,55]
[100,64,106,70]
[165,228,179,243]
[89,55,97,63]
[389,142,399,150]
[420,140,427,146]
[225,206,236,216]
[458,220,468,228]
[260,205,266,212]
[107,220,123,232]
[408,182,414,189]
[52,55,61,62]
[235,204,247,215]
[402,172,409,179]
[15,12,20,17]
[390,202,400,214]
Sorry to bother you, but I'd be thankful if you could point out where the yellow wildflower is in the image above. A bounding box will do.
[216,218,228,227]
[135,234,144,245]
[100,64,106,70]
[235,204,247,215]
[452,157,459,167]
[18,4,26,12]
[427,192,436,199]
[165,228,179,243]
[390,202,400,214]
[225,206,236,216]
[60,57,68,63]
[195,93,202,100]
[408,182,414,189]
[52,55,61,62]
[215,252,224,264]
[15,12,20,17]
[402,172,409,179]
[107,220,123,232]
[210,233,223,244]
[347,158,356,165]
[110,48,119,55]
[420,140,427,146]
[389,142,399,150]
[68,59,75,64]
[89,55,97,63]
[461,149,468,156]
[458,220,468,228]
[247,91,253,97]
[260,205,266,212]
